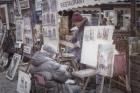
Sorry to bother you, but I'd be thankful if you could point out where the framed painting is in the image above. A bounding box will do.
[0,4,9,29]
[6,53,21,80]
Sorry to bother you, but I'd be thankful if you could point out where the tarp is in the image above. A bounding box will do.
[57,0,125,11]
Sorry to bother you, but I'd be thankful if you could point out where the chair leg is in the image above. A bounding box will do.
[108,78,112,93]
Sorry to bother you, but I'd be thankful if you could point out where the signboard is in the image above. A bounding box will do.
[57,0,122,11]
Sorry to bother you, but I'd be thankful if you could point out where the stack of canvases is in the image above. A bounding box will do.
[29,44,80,93]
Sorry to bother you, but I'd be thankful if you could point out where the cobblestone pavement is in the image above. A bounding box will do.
[0,72,124,93]
[0,72,17,93]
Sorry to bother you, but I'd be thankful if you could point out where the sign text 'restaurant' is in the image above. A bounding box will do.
[60,0,84,8]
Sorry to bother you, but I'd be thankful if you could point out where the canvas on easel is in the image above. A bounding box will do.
[81,26,114,68]
[97,43,115,77]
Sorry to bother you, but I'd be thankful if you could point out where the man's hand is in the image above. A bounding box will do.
[74,41,80,48]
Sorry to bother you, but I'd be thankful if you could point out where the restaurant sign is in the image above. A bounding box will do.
[57,0,123,11]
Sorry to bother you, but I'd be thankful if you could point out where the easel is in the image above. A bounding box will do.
[98,53,131,93]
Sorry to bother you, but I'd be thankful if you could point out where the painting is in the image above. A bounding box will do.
[23,17,33,47]
[42,0,50,12]
[23,46,32,54]
[15,43,22,48]
[35,0,42,11]
[50,13,56,26]
[0,52,8,68]
[19,0,30,10]
[14,0,22,18]
[0,4,9,29]
[6,53,21,80]
[42,0,57,12]
[17,70,31,93]
[16,18,24,43]
[129,37,140,55]
[97,44,115,77]
[96,26,114,42]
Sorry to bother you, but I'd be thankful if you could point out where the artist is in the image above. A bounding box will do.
[68,12,88,63]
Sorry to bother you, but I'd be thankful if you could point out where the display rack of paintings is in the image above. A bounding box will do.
[0,52,8,69]
[42,0,59,52]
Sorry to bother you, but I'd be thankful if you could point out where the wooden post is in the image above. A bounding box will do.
[130,0,136,36]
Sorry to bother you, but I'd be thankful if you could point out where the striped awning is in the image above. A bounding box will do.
[57,0,125,11]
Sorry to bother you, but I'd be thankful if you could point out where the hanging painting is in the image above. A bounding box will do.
[19,0,30,10]
[23,17,33,54]
[0,4,9,29]
[6,53,21,80]
[16,18,24,43]
[14,0,22,18]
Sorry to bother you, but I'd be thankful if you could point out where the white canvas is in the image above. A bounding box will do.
[81,26,114,68]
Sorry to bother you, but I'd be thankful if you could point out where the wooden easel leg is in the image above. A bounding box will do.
[126,75,131,93]
[99,76,105,93]
[108,78,112,93]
